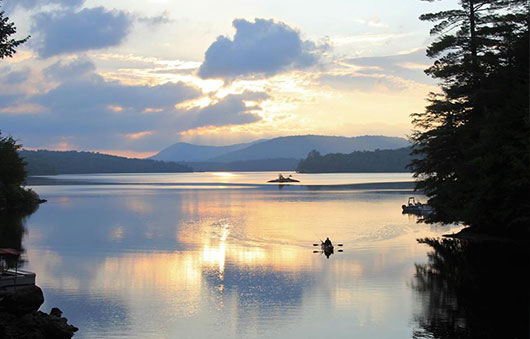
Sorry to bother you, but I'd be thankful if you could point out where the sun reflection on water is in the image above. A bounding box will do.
[22,183,462,338]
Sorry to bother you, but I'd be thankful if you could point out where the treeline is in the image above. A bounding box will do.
[19,150,192,175]
[296,147,412,173]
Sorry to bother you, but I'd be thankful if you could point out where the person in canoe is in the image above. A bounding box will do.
[322,237,334,258]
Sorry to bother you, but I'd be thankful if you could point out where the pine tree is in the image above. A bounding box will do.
[410,0,529,236]
[0,1,38,212]
[0,0,29,58]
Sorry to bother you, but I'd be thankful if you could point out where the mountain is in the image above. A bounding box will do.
[153,135,409,164]
[296,147,413,173]
[20,150,192,175]
[150,140,264,162]
[209,135,410,162]
[187,158,300,172]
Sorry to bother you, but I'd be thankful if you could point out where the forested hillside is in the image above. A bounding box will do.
[20,150,192,175]
[296,147,412,173]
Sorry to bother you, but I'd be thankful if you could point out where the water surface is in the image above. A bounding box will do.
[21,172,459,338]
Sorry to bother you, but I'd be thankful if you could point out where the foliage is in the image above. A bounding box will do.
[0,132,40,212]
[410,0,529,236]
[296,147,412,173]
[19,149,193,175]
[0,0,29,59]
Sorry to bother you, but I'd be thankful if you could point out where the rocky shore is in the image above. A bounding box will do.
[0,285,78,338]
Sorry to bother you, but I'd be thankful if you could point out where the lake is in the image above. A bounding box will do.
[21,172,462,338]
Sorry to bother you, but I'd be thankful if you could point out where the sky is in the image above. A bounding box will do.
[0,0,456,158]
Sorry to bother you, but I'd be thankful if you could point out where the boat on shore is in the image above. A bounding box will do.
[1,248,36,288]
[402,197,432,215]
[0,269,36,288]
[267,174,300,183]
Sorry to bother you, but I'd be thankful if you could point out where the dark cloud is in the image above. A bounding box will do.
[198,18,325,80]
[0,94,20,107]
[37,74,200,112]
[187,92,267,129]
[44,57,96,80]
[1,0,85,13]
[31,7,132,58]
[1,67,31,84]
[1,58,268,151]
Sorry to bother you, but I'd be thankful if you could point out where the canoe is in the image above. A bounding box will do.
[321,243,334,254]
[267,178,300,183]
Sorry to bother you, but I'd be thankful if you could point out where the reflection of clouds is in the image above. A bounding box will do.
[110,225,124,242]
[124,197,153,214]
[23,188,459,337]
[333,288,390,326]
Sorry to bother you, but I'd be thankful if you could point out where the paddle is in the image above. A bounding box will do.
[313,243,344,246]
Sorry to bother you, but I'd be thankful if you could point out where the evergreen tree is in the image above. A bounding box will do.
[0,0,29,58]
[410,0,529,236]
[0,132,40,212]
[1,2,37,212]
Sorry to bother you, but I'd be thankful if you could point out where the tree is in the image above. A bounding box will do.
[0,4,37,212]
[0,0,30,59]
[409,0,529,236]
[0,132,40,212]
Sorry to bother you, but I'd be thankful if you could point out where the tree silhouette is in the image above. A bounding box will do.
[0,132,40,212]
[0,0,29,59]
[409,0,529,236]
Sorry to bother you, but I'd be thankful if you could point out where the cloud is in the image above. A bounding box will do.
[31,7,132,58]
[0,67,31,84]
[36,73,200,113]
[198,18,326,80]
[1,0,85,12]
[342,49,433,84]
[136,11,172,26]
[319,73,408,92]
[44,57,96,80]
[186,92,267,128]
[1,57,269,152]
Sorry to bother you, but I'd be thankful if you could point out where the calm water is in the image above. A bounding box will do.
[21,172,461,338]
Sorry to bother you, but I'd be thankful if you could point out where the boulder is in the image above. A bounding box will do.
[0,285,44,315]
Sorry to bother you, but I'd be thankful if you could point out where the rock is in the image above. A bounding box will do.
[0,285,44,315]
[0,310,78,339]
[0,284,77,338]
[49,307,62,317]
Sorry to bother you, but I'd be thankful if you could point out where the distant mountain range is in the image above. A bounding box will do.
[150,139,263,162]
[20,135,411,174]
[151,135,410,163]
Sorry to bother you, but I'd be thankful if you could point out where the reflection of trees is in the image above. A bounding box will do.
[412,237,529,339]
[0,207,37,271]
